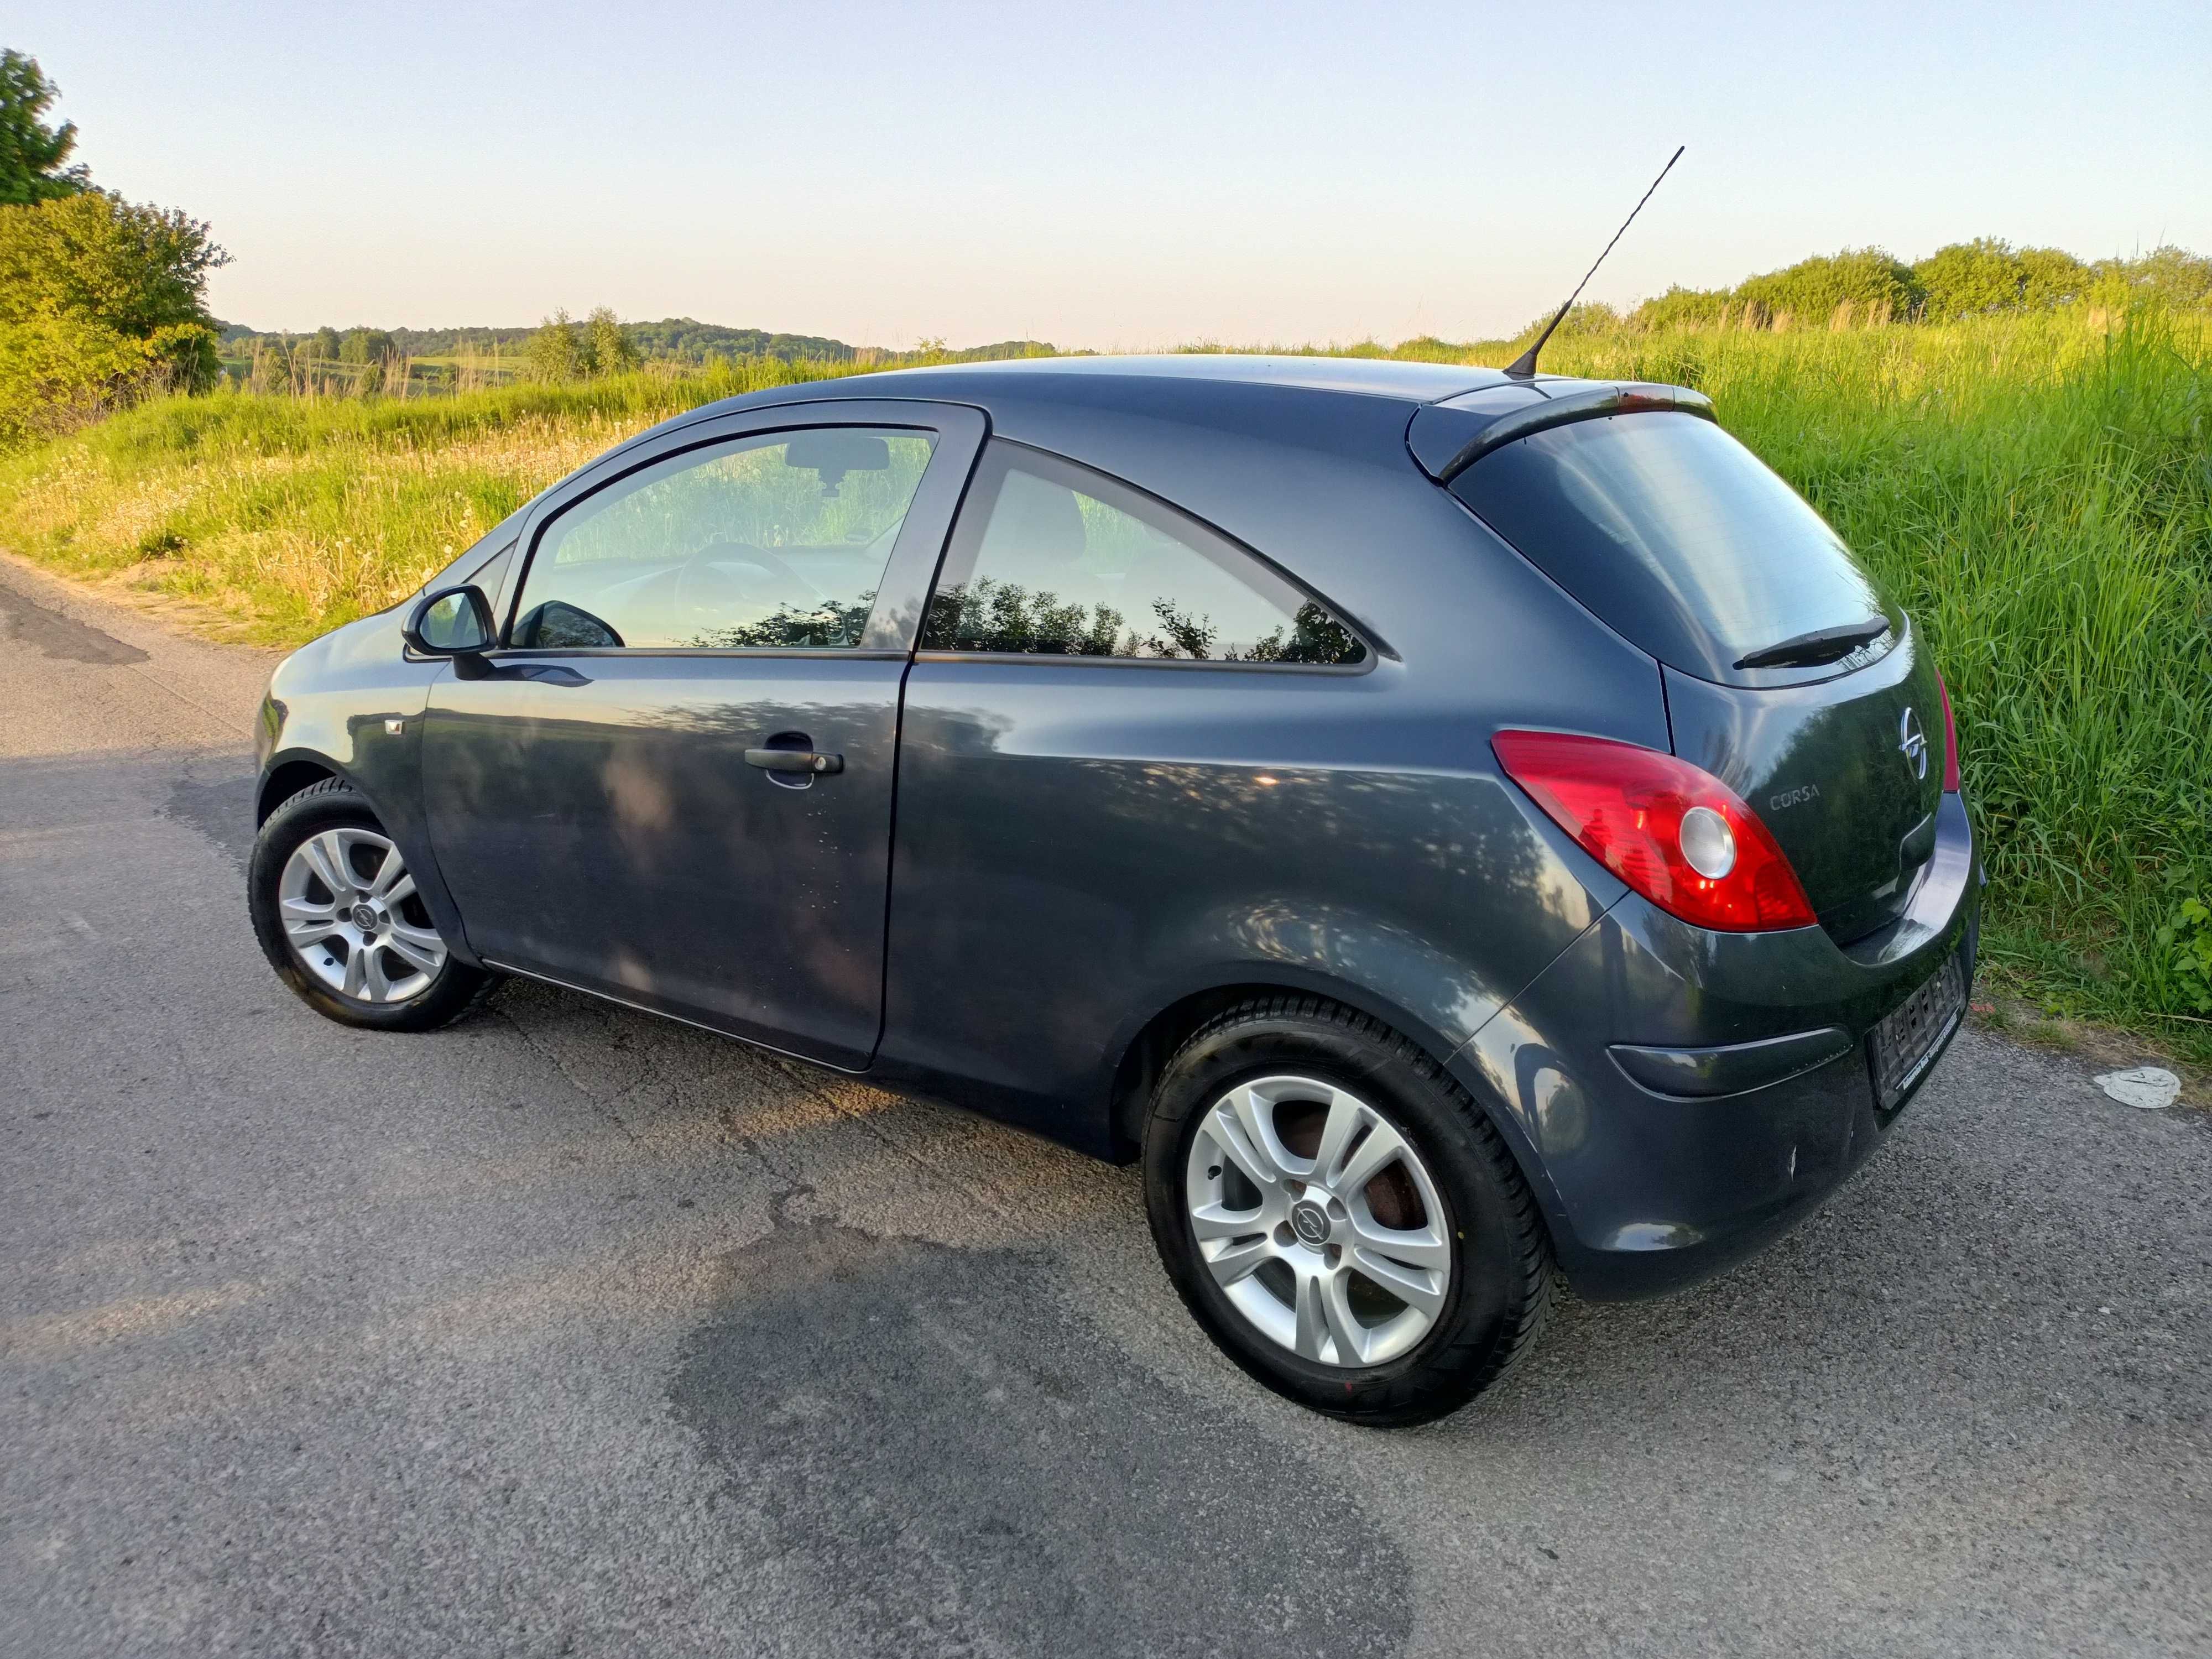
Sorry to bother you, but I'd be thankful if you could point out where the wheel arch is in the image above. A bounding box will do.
[1100,968,1578,1277]
[254,747,481,969]
[257,753,342,824]
[1103,969,1499,1164]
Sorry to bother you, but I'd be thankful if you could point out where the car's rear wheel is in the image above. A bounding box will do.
[248,778,493,1031]
[1142,995,1553,1426]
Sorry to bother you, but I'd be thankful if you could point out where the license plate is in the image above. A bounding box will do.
[1868,952,1966,1113]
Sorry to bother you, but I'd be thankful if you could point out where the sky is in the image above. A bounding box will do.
[15,0,2211,351]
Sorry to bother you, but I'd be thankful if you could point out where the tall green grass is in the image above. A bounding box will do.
[1,313,2205,1055]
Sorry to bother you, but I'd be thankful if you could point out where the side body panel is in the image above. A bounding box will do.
[879,660,1618,1153]
[877,383,1668,1154]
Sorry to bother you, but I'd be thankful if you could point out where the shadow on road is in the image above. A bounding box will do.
[674,1216,1412,1658]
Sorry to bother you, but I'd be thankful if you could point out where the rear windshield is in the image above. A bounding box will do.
[1451,411,1893,684]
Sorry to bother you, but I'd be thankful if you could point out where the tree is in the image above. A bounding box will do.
[337,327,393,394]
[526,309,585,382]
[338,327,393,363]
[0,189,228,444]
[251,337,293,393]
[309,326,340,362]
[0,50,89,205]
[0,192,226,360]
[582,306,639,375]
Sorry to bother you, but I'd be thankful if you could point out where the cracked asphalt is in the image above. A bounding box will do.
[3,553,2209,1657]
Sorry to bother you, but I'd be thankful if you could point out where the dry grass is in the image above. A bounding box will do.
[0,361,863,641]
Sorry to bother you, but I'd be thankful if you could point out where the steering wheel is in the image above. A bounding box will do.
[671,540,816,621]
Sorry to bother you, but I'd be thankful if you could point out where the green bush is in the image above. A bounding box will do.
[1735,247,1922,324]
[1618,241,2210,332]
[2163,896,2212,1016]
[1629,284,1733,330]
[0,190,226,446]
[1913,238,2098,320]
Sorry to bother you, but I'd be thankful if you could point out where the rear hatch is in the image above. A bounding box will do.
[1431,394,1943,943]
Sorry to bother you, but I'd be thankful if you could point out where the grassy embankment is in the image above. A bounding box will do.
[1,311,2206,1059]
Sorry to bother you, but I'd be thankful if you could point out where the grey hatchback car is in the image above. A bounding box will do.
[249,356,1978,1424]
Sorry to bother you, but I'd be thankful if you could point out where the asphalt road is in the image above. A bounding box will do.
[3,553,2208,1658]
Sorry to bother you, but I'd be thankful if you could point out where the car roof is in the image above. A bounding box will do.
[597,354,1651,523]
[647,355,1641,484]
[841,353,1517,403]
[682,354,1617,432]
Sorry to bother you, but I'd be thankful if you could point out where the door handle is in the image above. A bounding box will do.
[744,748,843,776]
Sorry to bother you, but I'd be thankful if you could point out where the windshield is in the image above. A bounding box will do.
[1451,411,1893,684]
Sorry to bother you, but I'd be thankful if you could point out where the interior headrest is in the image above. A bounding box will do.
[978,469,1087,566]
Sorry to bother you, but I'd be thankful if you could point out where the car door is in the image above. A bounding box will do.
[420,400,984,1070]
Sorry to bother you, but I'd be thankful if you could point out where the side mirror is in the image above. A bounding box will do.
[403,585,496,658]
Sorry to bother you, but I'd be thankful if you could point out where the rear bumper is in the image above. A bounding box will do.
[1451,791,1980,1300]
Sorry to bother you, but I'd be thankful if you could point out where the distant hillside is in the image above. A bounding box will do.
[216,317,1056,365]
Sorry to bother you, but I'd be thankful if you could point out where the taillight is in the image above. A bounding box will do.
[1492,729,1817,932]
[1935,669,1961,792]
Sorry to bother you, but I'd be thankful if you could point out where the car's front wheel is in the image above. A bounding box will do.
[1142,995,1553,1426]
[248,778,493,1031]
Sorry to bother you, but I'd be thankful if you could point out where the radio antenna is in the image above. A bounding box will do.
[1505,144,1685,380]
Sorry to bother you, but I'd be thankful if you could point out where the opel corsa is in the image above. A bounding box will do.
[250,357,1978,1424]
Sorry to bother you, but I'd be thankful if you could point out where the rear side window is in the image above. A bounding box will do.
[1452,412,1892,684]
[921,443,1365,665]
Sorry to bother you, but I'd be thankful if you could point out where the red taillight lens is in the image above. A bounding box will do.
[1492,729,1818,932]
[1935,669,1961,792]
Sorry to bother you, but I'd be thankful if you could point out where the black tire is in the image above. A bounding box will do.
[248,777,494,1032]
[1142,994,1553,1426]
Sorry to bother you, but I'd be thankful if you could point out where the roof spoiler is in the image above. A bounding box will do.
[1407,382,1716,484]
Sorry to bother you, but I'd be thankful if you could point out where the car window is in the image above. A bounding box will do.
[412,532,514,604]
[1452,412,1894,684]
[509,427,936,650]
[920,444,1365,664]
[453,540,512,602]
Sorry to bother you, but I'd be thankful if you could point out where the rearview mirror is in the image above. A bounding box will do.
[403,585,495,657]
[785,431,890,476]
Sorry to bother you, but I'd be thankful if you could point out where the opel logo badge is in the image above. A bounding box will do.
[1290,1201,1330,1247]
[1898,707,1928,780]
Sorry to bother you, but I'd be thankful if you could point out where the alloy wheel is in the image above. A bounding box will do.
[277,827,449,1003]
[1183,1075,1454,1368]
